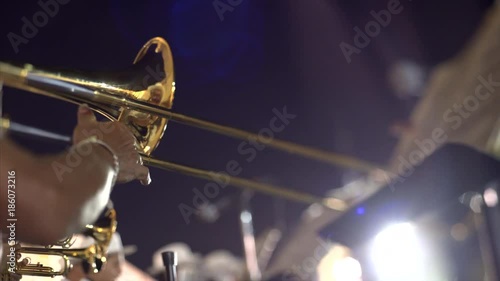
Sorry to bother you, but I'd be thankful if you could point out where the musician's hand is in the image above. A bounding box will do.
[72,104,151,185]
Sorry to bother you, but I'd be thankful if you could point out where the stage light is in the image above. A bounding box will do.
[331,257,362,281]
[484,187,498,207]
[317,245,362,281]
[370,223,425,281]
[320,145,500,280]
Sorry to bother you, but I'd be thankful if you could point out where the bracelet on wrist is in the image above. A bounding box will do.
[73,136,120,179]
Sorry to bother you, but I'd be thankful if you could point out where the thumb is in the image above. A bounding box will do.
[77,104,97,126]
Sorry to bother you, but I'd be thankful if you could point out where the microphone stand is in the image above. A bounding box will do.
[162,251,178,281]
[475,181,500,281]
[240,190,261,281]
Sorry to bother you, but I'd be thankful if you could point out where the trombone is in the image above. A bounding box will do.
[0,37,386,212]
[13,208,117,277]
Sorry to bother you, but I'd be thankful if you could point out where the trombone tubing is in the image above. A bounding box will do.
[0,117,347,211]
[99,93,384,173]
[143,156,348,211]
[0,62,385,173]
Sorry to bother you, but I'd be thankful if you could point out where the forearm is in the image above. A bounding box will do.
[0,139,116,245]
[36,144,116,240]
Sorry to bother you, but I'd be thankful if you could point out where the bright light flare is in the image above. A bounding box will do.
[317,244,362,281]
[370,223,425,281]
[331,257,362,281]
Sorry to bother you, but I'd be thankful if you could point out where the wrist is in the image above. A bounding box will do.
[74,137,120,174]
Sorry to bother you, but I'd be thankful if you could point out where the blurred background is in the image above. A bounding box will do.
[0,0,497,279]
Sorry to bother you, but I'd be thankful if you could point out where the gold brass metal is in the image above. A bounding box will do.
[47,235,76,248]
[0,37,175,156]
[119,37,175,155]
[14,209,117,277]
[0,37,386,210]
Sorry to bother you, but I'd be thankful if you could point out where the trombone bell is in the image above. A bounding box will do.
[0,37,175,156]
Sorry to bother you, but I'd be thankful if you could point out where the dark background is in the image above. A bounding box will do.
[0,0,495,272]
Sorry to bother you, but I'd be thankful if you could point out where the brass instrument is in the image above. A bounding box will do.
[0,37,387,277]
[0,37,386,210]
[14,208,117,277]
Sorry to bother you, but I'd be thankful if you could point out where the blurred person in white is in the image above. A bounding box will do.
[148,243,245,281]
[388,1,500,162]
[148,243,203,281]
[203,250,245,281]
